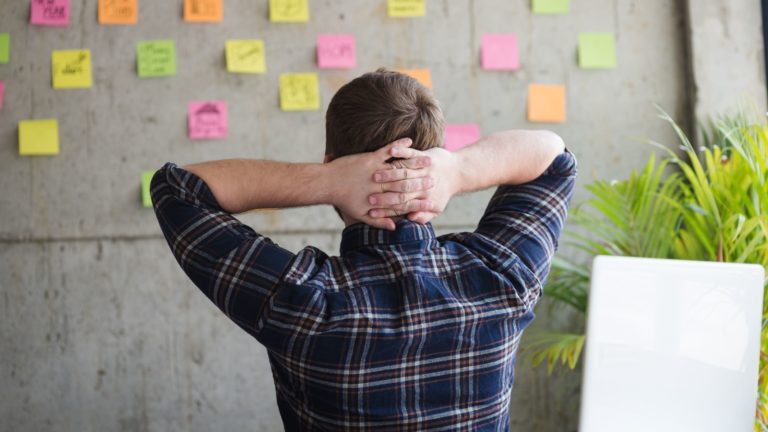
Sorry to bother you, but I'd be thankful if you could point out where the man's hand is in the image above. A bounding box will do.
[327,138,436,231]
[367,146,460,225]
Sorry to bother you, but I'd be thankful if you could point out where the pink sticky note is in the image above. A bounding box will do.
[188,101,228,140]
[0,81,4,110]
[317,34,356,69]
[444,124,481,152]
[481,34,519,71]
[30,0,71,26]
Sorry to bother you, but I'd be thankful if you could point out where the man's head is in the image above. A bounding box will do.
[325,68,444,160]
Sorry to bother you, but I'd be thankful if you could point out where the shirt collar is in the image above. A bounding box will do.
[340,220,436,254]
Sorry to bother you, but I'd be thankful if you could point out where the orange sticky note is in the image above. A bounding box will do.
[398,69,432,89]
[99,0,137,25]
[184,0,223,22]
[528,84,566,123]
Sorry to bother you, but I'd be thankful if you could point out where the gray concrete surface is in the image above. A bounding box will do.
[0,0,763,431]
[686,0,768,127]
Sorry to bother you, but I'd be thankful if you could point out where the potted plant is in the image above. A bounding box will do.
[525,112,768,430]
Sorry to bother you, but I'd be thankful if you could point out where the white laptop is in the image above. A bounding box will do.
[579,256,765,432]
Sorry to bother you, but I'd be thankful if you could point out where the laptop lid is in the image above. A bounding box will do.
[579,256,764,432]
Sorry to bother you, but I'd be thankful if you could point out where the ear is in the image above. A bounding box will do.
[323,154,334,164]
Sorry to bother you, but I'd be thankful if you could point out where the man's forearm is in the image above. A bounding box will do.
[183,159,331,214]
[454,130,566,193]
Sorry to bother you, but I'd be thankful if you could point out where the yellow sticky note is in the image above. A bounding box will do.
[269,0,309,22]
[141,171,154,207]
[226,40,266,73]
[52,50,92,89]
[99,0,138,25]
[398,69,432,89]
[19,119,60,156]
[280,73,319,111]
[184,0,223,22]
[388,0,426,17]
[528,84,566,123]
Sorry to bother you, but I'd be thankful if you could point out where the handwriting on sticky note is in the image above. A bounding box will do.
[528,84,566,123]
[188,101,228,140]
[269,0,309,22]
[141,171,154,207]
[31,0,71,26]
[99,0,137,24]
[137,40,176,78]
[52,50,92,89]
[444,124,481,152]
[388,0,425,17]
[226,40,266,73]
[578,33,616,69]
[184,0,222,22]
[0,81,5,110]
[0,33,9,64]
[280,73,320,111]
[481,34,520,71]
[398,69,432,89]
[532,0,569,14]
[317,35,356,69]
[19,119,60,156]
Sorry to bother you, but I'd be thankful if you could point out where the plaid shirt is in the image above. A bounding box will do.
[151,150,577,431]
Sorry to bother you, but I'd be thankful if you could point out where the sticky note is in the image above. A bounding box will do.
[279,73,320,111]
[188,101,228,140]
[481,34,520,71]
[137,40,176,78]
[578,33,616,69]
[141,171,154,207]
[528,84,566,123]
[398,69,432,89]
[19,119,59,156]
[225,40,266,74]
[388,0,425,17]
[31,0,70,26]
[52,50,92,89]
[317,34,356,69]
[532,0,569,14]
[0,81,4,110]
[269,0,309,22]
[0,33,9,64]
[184,0,222,22]
[444,124,481,152]
[99,0,137,25]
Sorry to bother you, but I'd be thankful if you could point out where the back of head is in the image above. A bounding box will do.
[325,69,444,158]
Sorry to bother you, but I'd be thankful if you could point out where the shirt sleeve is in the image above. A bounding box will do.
[473,149,577,288]
[150,162,295,340]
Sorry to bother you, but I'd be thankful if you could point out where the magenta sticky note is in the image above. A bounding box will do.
[188,101,228,140]
[481,34,519,71]
[317,34,356,69]
[444,124,481,152]
[0,81,4,110]
[30,0,71,26]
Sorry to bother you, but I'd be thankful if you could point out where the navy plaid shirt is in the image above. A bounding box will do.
[151,150,577,431]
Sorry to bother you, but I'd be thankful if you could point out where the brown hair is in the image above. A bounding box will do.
[325,68,444,158]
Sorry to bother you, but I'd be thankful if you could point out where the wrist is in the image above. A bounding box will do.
[316,162,337,206]
[452,152,472,195]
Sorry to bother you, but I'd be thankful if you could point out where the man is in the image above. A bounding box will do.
[151,69,576,431]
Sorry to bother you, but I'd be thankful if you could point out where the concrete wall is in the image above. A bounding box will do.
[0,0,760,431]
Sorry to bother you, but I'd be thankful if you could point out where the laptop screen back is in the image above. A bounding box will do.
[579,256,764,432]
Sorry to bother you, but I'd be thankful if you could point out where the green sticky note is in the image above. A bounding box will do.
[532,0,569,14]
[19,119,60,156]
[137,40,176,77]
[578,33,616,69]
[141,171,154,207]
[0,33,10,64]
